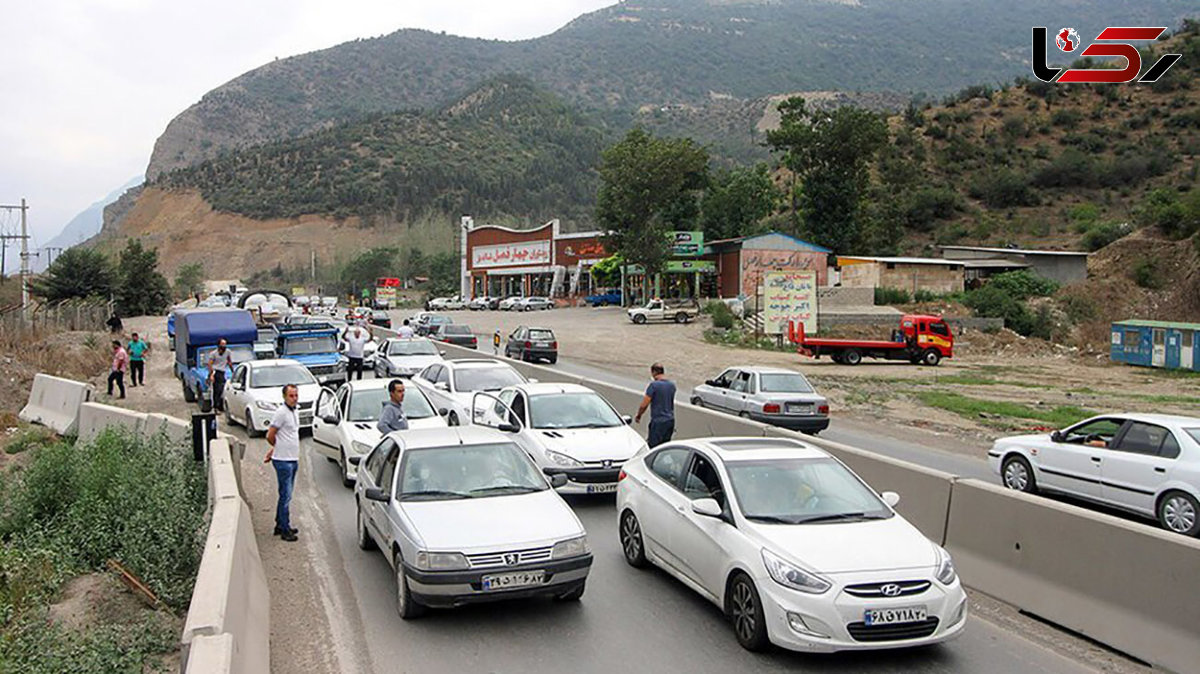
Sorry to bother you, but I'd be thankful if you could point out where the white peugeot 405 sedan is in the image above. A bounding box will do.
[616,437,966,652]
[353,427,592,618]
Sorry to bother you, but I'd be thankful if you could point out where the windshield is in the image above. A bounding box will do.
[529,393,622,429]
[759,373,814,394]
[726,458,890,524]
[387,340,439,356]
[398,442,547,501]
[454,366,525,392]
[282,335,337,355]
[198,345,254,366]
[251,365,316,388]
[348,387,436,422]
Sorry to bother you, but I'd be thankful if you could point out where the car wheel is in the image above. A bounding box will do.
[182,380,196,402]
[620,510,650,568]
[548,355,557,365]
[555,582,586,602]
[245,409,263,438]
[674,312,687,323]
[831,353,845,365]
[396,552,427,619]
[843,349,863,366]
[356,501,375,551]
[340,448,354,488]
[633,314,647,325]
[1001,455,1037,493]
[448,411,460,426]
[922,349,942,367]
[727,573,770,652]
[599,300,608,307]
[691,397,704,408]
[1158,491,1200,536]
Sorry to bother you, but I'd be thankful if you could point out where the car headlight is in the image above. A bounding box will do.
[335,361,347,371]
[551,535,590,560]
[351,440,374,456]
[414,551,469,571]
[255,400,279,411]
[761,548,831,594]
[934,546,958,585]
[545,449,585,468]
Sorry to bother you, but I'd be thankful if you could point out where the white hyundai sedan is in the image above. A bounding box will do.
[223,359,321,435]
[480,383,647,494]
[616,437,966,652]
[312,378,449,486]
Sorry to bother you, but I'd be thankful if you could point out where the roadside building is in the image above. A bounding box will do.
[836,256,965,295]
[459,217,607,300]
[706,232,831,298]
[1111,320,1200,372]
[939,245,1089,284]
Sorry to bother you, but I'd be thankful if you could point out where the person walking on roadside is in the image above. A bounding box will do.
[106,311,123,335]
[343,325,370,381]
[127,332,150,387]
[397,319,415,339]
[107,340,128,399]
[264,384,301,542]
[635,362,676,447]
[207,338,234,412]
[377,379,409,434]
[493,329,502,356]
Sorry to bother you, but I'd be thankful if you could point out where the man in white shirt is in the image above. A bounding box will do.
[343,326,371,381]
[396,319,415,339]
[265,384,301,542]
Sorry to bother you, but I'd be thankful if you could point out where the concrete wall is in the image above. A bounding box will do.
[879,264,964,294]
[838,262,880,288]
[816,285,874,308]
[1028,256,1088,284]
[19,373,94,435]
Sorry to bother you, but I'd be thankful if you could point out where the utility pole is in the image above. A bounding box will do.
[44,246,63,267]
[0,199,31,305]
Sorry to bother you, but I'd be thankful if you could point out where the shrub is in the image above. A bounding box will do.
[1067,202,1100,225]
[987,270,1059,299]
[874,287,911,305]
[1050,109,1083,129]
[1080,221,1132,251]
[913,289,940,303]
[964,285,1032,334]
[969,169,1037,208]
[1061,294,1099,324]
[706,300,735,329]
[1033,149,1096,188]
[1133,258,1165,289]
[902,187,963,230]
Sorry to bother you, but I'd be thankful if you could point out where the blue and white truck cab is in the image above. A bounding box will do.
[273,322,347,385]
[174,308,258,410]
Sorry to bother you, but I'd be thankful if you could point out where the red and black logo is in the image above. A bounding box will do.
[1032,26,1182,84]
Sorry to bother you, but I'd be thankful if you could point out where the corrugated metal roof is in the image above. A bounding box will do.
[1114,320,1200,331]
[961,259,1031,268]
[705,231,831,253]
[838,256,964,266]
[940,245,1089,257]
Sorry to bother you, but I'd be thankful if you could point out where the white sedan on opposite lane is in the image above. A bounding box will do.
[412,359,527,426]
[312,378,449,486]
[223,359,321,436]
[616,436,966,652]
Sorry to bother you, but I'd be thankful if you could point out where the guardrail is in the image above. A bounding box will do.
[405,335,1200,673]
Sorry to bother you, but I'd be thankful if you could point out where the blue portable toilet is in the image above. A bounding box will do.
[1111,320,1200,372]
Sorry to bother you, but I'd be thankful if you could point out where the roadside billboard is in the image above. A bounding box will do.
[763,270,818,335]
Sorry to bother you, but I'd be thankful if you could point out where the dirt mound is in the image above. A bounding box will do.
[0,329,109,416]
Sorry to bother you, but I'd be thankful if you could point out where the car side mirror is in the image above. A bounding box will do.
[528,378,539,384]
[1050,430,1064,443]
[547,472,568,488]
[321,414,338,425]
[691,498,723,518]
[498,423,520,433]
[434,381,449,391]
[364,486,388,502]
[348,456,362,465]
[439,350,446,357]
[438,408,449,417]
[881,491,900,508]
[705,380,717,387]
[232,382,243,390]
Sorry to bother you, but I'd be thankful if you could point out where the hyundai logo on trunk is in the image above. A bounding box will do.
[880,584,903,597]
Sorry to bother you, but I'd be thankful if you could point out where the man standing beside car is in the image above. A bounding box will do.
[377,379,409,434]
[207,338,234,412]
[264,384,301,542]
[397,319,415,339]
[635,362,676,447]
[343,325,370,381]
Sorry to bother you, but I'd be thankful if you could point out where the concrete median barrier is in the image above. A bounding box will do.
[184,633,233,673]
[944,478,1200,674]
[76,401,147,443]
[143,412,191,446]
[181,438,270,674]
[19,373,94,435]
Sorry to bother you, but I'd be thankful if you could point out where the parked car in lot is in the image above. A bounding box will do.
[223,359,321,436]
[505,326,558,364]
[617,436,967,652]
[312,378,448,486]
[498,296,525,311]
[412,359,527,426]
[369,310,392,329]
[585,289,622,307]
[628,298,700,324]
[427,296,466,311]
[374,338,445,378]
[431,324,478,349]
[514,296,554,312]
[691,366,829,434]
[478,383,646,494]
[467,296,494,311]
[353,426,592,617]
[989,413,1200,535]
[416,314,453,337]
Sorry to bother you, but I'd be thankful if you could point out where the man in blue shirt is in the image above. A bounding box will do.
[377,379,409,434]
[635,362,676,447]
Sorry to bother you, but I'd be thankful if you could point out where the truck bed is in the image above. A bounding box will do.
[798,337,905,350]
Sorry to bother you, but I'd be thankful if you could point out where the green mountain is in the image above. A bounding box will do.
[147,0,1195,177]
[158,77,606,228]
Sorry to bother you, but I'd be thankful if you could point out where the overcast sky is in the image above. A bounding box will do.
[0,0,614,250]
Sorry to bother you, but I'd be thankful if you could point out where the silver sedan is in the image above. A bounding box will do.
[690,366,829,434]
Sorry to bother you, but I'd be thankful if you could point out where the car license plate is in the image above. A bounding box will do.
[535,342,550,348]
[586,483,618,494]
[864,606,927,626]
[481,570,545,591]
[786,403,812,415]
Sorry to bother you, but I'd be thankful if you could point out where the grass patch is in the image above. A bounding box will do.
[4,427,56,455]
[703,328,793,352]
[930,374,1000,386]
[915,391,1094,427]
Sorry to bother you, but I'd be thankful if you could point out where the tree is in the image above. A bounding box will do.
[596,128,709,275]
[173,262,205,300]
[29,246,113,303]
[115,239,171,316]
[340,247,398,296]
[699,163,779,241]
[766,99,887,253]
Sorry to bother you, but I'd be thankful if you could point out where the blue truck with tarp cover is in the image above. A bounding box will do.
[174,308,258,408]
[273,321,346,385]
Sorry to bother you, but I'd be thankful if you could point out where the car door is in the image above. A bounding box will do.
[507,328,524,358]
[637,447,692,569]
[312,386,340,449]
[364,438,400,546]
[1039,418,1125,498]
[416,364,445,407]
[673,451,731,599]
[726,371,754,415]
[227,364,248,418]
[1101,421,1176,514]
[706,369,739,412]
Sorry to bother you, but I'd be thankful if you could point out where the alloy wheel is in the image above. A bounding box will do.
[621,514,642,561]
[1163,494,1197,533]
[731,580,757,643]
[1003,461,1029,491]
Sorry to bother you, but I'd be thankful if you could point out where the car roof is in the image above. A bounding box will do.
[509,382,593,396]
[659,436,831,462]
[342,378,391,391]
[243,358,306,369]
[720,366,803,375]
[1108,413,1200,427]
[444,359,515,370]
[384,426,514,451]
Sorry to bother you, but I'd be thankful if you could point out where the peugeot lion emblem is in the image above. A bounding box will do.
[602,460,612,469]
[880,584,903,597]
[504,553,520,566]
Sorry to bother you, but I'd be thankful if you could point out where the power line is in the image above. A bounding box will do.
[0,199,32,306]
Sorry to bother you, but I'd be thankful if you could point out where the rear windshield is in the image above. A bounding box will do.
[454,366,526,392]
[444,325,472,335]
[759,373,814,393]
[529,329,554,341]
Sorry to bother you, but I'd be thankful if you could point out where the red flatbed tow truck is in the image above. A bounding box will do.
[787,314,954,366]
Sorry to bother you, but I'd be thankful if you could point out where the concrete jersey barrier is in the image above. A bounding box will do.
[19,373,94,435]
[945,479,1200,674]
[76,401,148,443]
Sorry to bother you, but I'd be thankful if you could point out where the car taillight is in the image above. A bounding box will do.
[524,341,532,349]
[819,404,830,414]
[470,337,477,344]
[763,403,781,414]
[618,469,627,481]
[551,341,557,349]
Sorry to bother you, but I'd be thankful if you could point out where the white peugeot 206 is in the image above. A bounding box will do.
[616,436,966,652]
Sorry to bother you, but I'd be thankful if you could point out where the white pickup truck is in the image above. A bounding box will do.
[627,298,700,324]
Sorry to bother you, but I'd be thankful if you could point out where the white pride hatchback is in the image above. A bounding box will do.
[616,437,966,652]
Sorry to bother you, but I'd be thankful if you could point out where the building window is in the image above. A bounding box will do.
[885,263,896,270]
[1184,331,1194,348]
[1124,330,1140,348]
